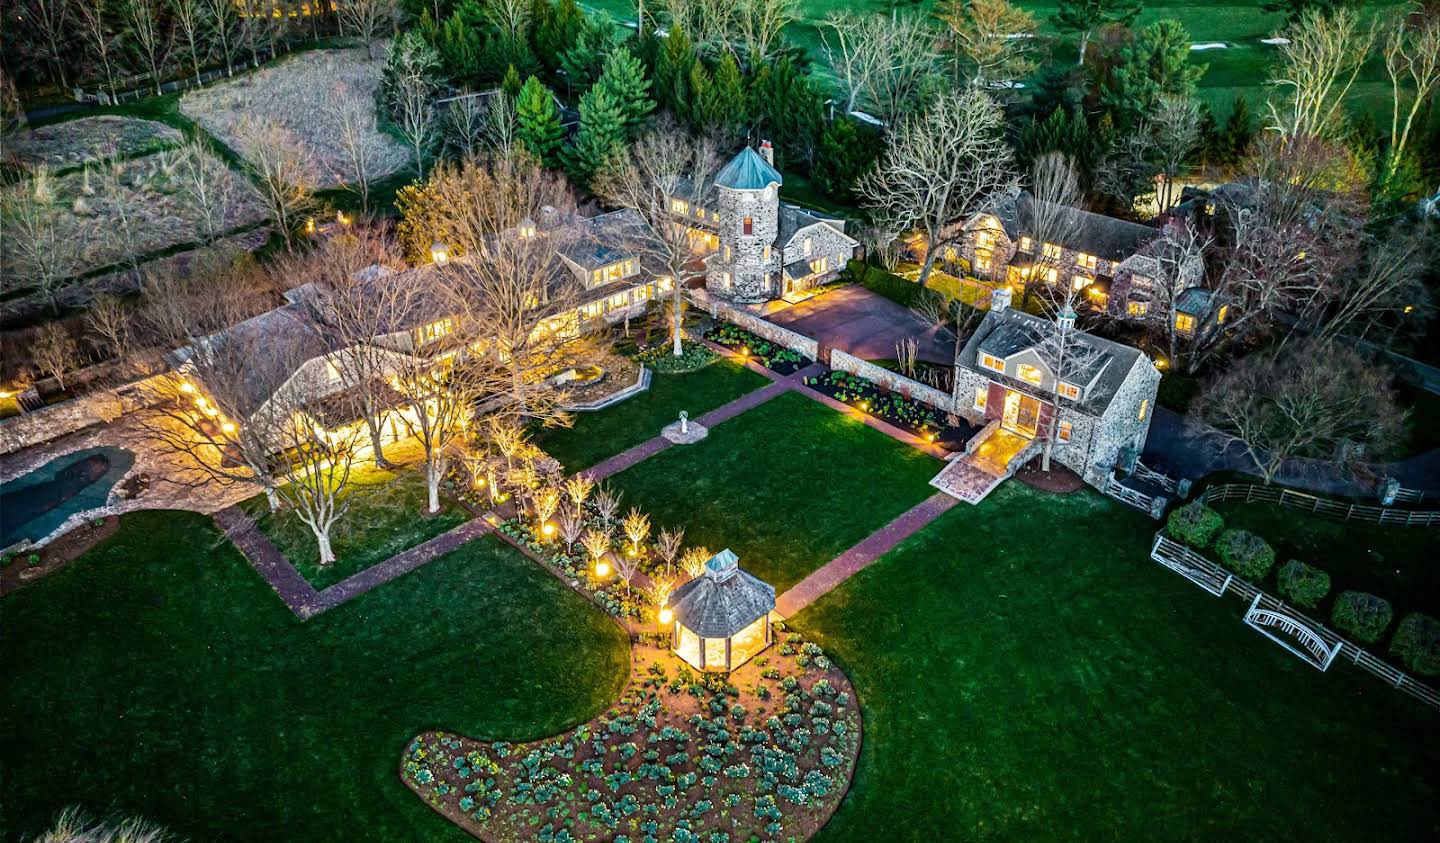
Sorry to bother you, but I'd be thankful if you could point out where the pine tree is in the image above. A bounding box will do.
[502,64,524,100]
[1055,0,1143,66]
[438,11,482,84]
[516,76,565,167]
[710,52,747,138]
[559,15,616,94]
[813,117,885,202]
[685,61,716,132]
[595,45,654,136]
[565,84,626,185]
[1099,19,1205,128]
[534,0,584,68]
[654,27,695,114]
[1221,94,1254,165]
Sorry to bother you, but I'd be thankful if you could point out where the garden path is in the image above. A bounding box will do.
[773,492,958,618]
[215,506,492,620]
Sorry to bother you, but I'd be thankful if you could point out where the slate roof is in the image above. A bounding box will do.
[961,307,1147,417]
[197,303,333,420]
[987,191,1159,263]
[668,549,775,638]
[1176,287,1215,315]
[557,208,652,270]
[713,147,783,191]
[778,203,845,245]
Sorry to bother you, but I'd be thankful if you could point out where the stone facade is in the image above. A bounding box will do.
[710,180,782,302]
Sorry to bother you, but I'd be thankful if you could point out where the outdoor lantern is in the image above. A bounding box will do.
[179,381,194,394]
[541,522,556,537]
[595,559,611,577]
[430,241,449,264]
[221,421,236,434]
[658,607,674,625]
[305,217,316,235]
[336,210,352,226]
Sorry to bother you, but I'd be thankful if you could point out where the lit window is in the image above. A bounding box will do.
[1175,313,1196,334]
[742,216,753,235]
[804,236,814,257]
[1077,253,1097,271]
[1045,268,1058,284]
[763,245,771,261]
[1058,420,1072,441]
[1138,399,1150,421]
[974,387,988,411]
[723,245,731,261]
[980,353,1004,373]
[977,254,992,272]
[671,199,689,214]
[657,276,673,292]
[1042,243,1061,260]
[1072,274,1090,291]
[809,256,830,275]
[418,317,455,345]
[976,230,995,250]
[944,246,957,260]
[1127,301,1148,317]
[1017,363,1043,386]
[1019,236,1033,252]
[1058,382,1080,400]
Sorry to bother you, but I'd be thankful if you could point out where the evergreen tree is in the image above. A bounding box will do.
[438,11,483,84]
[516,75,565,167]
[595,45,654,136]
[1220,94,1254,164]
[533,0,585,69]
[685,61,717,132]
[1260,0,1352,26]
[1054,0,1143,65]
[565,84,626,185]
[654,27,696,114]
[1099,20,1205,127]
[749,57,826,170]
[502,64,524,100]
[1196,101,1220,167]
[559,14,617,95]
[710,52,747,138]
[812,117,885,202]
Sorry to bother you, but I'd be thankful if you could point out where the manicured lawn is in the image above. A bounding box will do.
[0,510,630,842]
[603,390,942,593]
[241,463,466,589]
[790,482,1440,841]
[1209,498,1440,622]
[534,359,769,472]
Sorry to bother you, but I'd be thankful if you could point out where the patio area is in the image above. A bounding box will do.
[763,285,956,365]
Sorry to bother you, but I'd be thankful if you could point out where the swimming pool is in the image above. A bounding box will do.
[0,447,135,549]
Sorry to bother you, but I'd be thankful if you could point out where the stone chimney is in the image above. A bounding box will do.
[989,286,1012,311]
[759,140,774,166]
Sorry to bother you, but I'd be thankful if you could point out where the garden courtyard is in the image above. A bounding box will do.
[2,361,1438,841]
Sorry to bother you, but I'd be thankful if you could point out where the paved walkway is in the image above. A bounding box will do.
[775,492,958,618]
[216,506,493,620]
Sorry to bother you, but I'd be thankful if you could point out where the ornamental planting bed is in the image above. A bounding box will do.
[704,324,807,376]
[804,370,975,451]
[401,628,861,843]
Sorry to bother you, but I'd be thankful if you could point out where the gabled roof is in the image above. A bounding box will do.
[668,549,775,638]
[557,208,651,270]
[714,147,782,191]
[985,191,1159,263]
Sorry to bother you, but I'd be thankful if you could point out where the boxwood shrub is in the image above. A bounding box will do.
[1389,612,1440,675]
[1214,529,1275,580]
[1276,560,1330,609]
[1331,591,1393,644]
[1166,502,1224,549]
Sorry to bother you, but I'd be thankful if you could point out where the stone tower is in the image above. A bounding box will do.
[707,142,782,303]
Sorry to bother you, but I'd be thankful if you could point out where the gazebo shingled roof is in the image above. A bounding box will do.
[668,549,775,638]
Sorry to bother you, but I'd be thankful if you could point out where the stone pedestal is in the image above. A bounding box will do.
[662,420,709,444]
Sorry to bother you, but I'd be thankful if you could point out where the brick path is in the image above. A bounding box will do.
[774,492,958,618]
[216,506,493,620]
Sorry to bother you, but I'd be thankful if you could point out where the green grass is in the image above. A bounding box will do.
[603,391,941,593]
[0,509,630,842]
[534,359,770,472]
[241,463,467,589]
[789,482,1440,841]
[1208,498,1440,622]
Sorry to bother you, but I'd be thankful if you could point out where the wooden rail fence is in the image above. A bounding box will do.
[1199,483,1440,527]
[1149,534,1440,711]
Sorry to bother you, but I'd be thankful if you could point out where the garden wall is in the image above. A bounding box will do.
[829,350,958,415]
[0,372,169,456]
[689,289,819,360]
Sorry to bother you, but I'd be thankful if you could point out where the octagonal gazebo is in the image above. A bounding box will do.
[667,549,776,672]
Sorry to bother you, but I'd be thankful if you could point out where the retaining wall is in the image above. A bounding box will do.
[829,350,958,415]
[689,290,819,360]
[0,372,170,456]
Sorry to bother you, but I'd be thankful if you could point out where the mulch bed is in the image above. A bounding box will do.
[704,325,808,376]
[400,630,862,842]
[804,370,975,450]
[0,515,119,596]
[1015,459,1086,494]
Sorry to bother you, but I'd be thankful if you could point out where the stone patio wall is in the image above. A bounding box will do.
[829,350,958,415]
[690,289,819,360]
[0,372,170,456]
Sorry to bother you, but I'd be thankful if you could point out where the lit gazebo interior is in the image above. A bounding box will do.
[667,549,776,673]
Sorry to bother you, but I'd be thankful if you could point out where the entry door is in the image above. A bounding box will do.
[1002,391,1041,438]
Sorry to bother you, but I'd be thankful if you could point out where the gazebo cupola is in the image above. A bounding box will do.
[667,549,776,673]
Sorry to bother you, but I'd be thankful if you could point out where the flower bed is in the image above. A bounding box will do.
[401,628,861,842]
[804,370,970,448]
[704,324,806,375]
[638,340,717,374]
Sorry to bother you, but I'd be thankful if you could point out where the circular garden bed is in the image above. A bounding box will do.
[400,627,861,842]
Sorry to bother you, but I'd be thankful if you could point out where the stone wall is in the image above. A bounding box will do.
[829,350,957,414]
[690,290,818,360]
[0,372,171,456]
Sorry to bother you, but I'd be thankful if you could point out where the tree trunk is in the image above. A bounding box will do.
[367,417,392,467]
[916,247,941,289]
[265,486,280,512]
[671,284,684,356]
[316,529,336,566]
[1076,30,1091,66]
[427,463,441,514]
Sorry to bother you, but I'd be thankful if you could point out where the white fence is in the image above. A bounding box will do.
[1200,483,1440,527]
[1148,534,1440,710]
[690,289,819,360]
[828,350,957,414]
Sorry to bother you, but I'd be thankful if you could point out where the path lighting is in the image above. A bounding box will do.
[740,346,749,356]
[430,241,449,264]
[304,217,316,235]
[336,210,352,226]
[595,559,611,577]
[859,400,869,412]
[1155,357,1168,371]
[221,421,236,434]
[658,607,674,625]
[541,522,556,537]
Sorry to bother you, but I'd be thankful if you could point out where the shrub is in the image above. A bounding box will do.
[1276,560,1330,609]
[1331,591,1393,644]
[1214,529,1275,580]
[1389,613,1440,675]
[1166,502,1224,548]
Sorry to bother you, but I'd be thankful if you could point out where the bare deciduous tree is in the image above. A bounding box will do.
[172,0,208,86]
[20,0,74,90]
[0,172,70,313]
[76,0,121,101]
[1265,7,1375,141]
[858,89,1016,288]
[86,293,136,365]
[201,0,243,76]
[734,0,797,60]
[273,401,366,567]
[121,0,175,96]
[1189,339,1406,484]
[939,0,1037,88]
[393,62,438,177]
[172,138,240,243]
[1018,152,1082,313]
[33,323,82,389]
[1151,95,1202,214]
[819,11,939,120]
[337,0,395,59]
[234,117,315,240]
[1319,230,1434,343]
[328,80,387,213]
[1381,5,1440,182]
[594,124,719,357]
